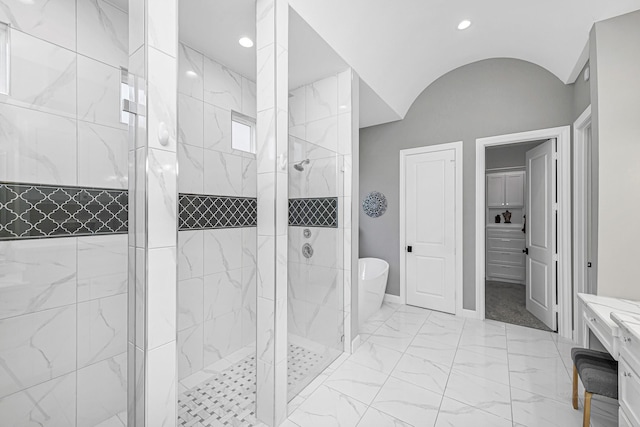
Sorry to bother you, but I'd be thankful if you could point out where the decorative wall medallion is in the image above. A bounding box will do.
[362,191,387,218]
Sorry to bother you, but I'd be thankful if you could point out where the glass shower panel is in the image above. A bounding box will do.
[0,1,129,426]
[176,1,258,425]
[287,76,345,400]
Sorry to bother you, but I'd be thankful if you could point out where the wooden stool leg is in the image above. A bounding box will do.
[583,391,592,427]
[573,365,579,409]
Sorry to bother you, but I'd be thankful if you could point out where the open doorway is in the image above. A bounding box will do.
[485,140,551,331]
[475,127,573,339]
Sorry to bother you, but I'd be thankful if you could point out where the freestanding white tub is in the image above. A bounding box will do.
[358,258,390,328]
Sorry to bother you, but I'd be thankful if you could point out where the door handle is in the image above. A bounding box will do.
[407,246,413,253]
[523,248,529,255]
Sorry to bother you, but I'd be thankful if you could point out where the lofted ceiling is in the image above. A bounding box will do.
[289,0,640,126]
[174,0,640,127]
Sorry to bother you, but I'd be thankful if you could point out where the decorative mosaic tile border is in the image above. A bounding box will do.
[178,193,257,230]
[0,182,128,240]
[289,197,338,228]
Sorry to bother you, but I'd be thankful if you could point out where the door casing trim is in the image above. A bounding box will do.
[399,141,464,316]
[475,126,572,340]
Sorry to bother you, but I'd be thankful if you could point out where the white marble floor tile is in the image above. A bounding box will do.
[356,406,414,427]
[508,353,573,402]
[324,360,389,404]
[367,303,400,323]
[434,397,512,427]
[451,348,510,386]
[416,322,463,347]
[359,319,385,335]
[507,336,562,358]
[384,311,428,335]
[367,324,415,352]
[289,385,368,427]
[371,377,442,427]
[348,341,403,374]
[444,370,512,420]
[405,339,458,367]
[510,387,583,427]
[390,352,450,394]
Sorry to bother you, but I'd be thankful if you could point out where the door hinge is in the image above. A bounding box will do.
[121,68,146,117]
[553,203,559,212]
[553,254,559,262]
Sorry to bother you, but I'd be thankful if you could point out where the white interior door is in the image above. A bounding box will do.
[525,139,556,330]
[405,148,457,313]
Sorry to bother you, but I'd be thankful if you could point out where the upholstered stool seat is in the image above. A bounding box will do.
[571,347,618,427]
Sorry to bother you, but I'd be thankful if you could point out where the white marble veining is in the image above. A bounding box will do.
[305,75,338,123]
[78,121,128,189]
[203,149,243,196]
[203,311,242,366]
[204,269,243,321]
[177,277,204,332]
[77,353,127,427]
[177,323,204,379]
[178,44,204,100]
[146,341,177,427]
[178,230,204,281]
[177,143,204,194]
[204,103,232,152]
[284,303,597,427]
[77,55,125,130]
[611,311,640,342]
[204,57,242,111]
[289,385,368,427]
[178,93,204,148]
[147,47,177,152]
[0,0,75,50]
[77,235,128,302]
[0,371,76,426]
[203,228,243,275]
[0,306,76,398]
[77,0,128,68]
[77,293,127,368]
[0,238,76,320]
[0,100,77,186]
[9,28,76,118]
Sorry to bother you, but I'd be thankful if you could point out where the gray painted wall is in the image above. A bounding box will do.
[590,10,640,300]
[359,58,575,310]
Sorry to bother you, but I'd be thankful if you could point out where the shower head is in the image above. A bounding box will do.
[293,159,310,171]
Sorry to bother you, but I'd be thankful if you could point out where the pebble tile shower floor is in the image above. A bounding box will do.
[178,344,327,427]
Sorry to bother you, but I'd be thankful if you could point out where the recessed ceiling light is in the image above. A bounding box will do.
[185,70,198,78]
[239,37,254,48]
[458,20,471,30]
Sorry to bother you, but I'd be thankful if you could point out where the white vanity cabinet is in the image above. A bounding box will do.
[618,323,640,427]
[487,171,525,208]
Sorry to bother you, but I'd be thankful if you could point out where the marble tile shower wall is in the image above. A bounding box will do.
[0,1,129,426]
[287,71,353,351]
[177,43,257,380]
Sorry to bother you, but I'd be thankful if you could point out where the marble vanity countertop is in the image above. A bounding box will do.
[578,293,640,330]
[611,311,640,342]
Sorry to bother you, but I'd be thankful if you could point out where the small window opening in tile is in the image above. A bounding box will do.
[0,22,9,95]
[231,111,256,154]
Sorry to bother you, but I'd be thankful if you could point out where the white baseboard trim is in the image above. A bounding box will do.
[383,293,403,305]
[461,308,481,319]
[350,334,362,353]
